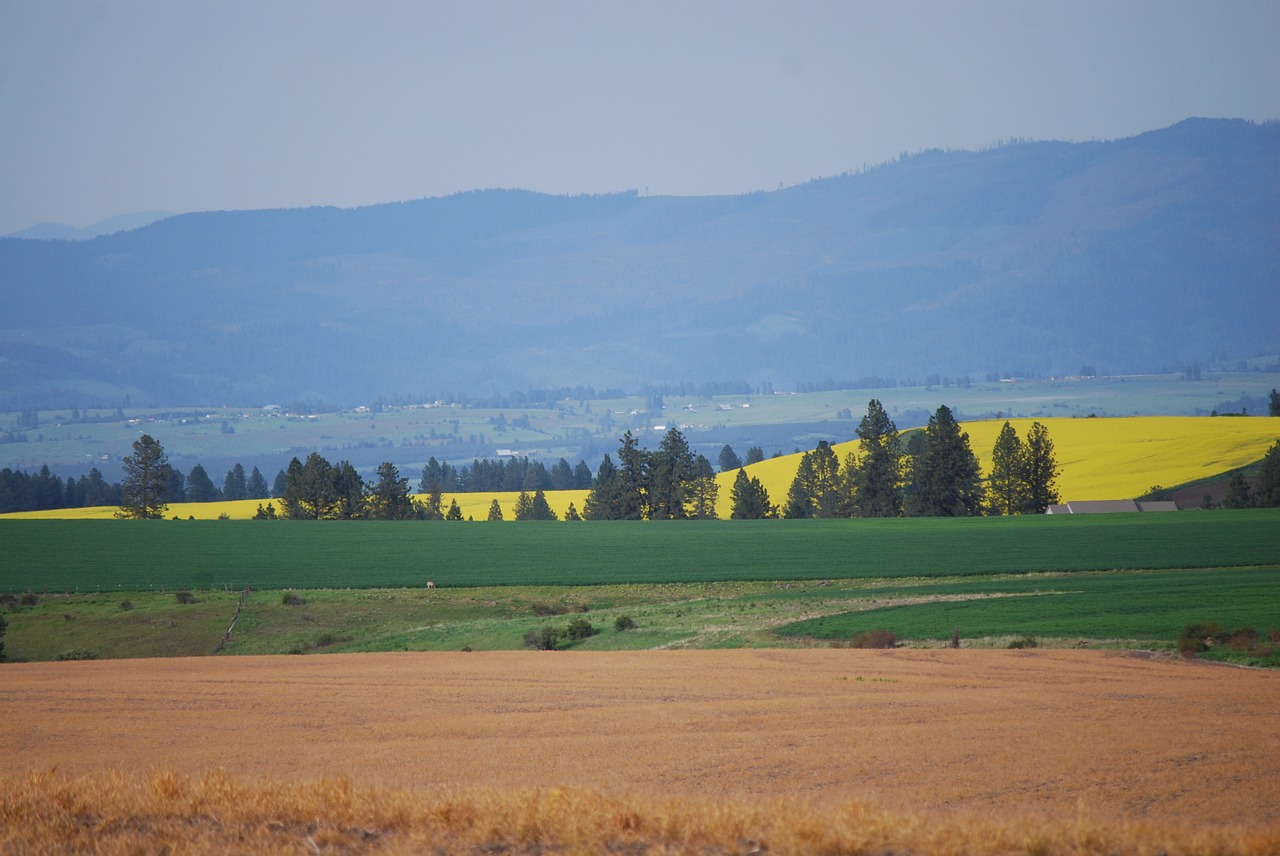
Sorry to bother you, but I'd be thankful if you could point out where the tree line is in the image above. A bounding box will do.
[730,400,1063,519]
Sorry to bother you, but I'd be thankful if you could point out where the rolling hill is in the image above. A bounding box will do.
[1,118,1277,409]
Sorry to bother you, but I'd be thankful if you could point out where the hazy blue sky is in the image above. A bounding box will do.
[1,0,1277,234]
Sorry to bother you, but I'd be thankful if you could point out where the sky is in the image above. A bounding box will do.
[1,0,1278,235]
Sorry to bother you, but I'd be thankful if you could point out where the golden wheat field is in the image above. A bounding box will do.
[3,650,1278,853]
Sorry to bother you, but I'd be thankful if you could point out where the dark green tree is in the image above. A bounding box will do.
[846,399,903,518]
[281,453,338,519]
[987,421,1028,515]
[564,501,582,521]
[117,434,172,519]
[730,468,773,519]
[783,451,816,518]
[513,490,534,520]
[613,431,650,520]
[445,498,465,520]
[487,498,504,520]
[744,446,766,466]
[572,460,594,489]
[223,463,248,502]
[421,488,445,521]
[272,468,287,498]
[332,461,365,519]
[187,464,220,503]
[367,461,416,520]
[165,467,186,503]
[246,466,270,500]
[1223,470,1254,509]
[549,458,575,490]
[685,454,719,519]
[718,444,743,473]
[583,454,620,520]
[528,489,558,521]
[906,405,983,517]
[1254,441,1280,507]
[649,428,696,519]
[1270,388,1280,417]
[1020,422,1061,514]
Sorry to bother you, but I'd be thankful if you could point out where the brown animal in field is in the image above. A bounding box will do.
[426,581,436,589]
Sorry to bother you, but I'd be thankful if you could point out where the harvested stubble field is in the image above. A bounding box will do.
[3,650,1278,854]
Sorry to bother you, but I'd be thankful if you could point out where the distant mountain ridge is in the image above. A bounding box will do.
[1,118,1276,408]
[4,211,174,241]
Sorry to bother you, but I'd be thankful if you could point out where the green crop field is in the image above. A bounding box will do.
[775,567,1280,644]
[2,510,1279,594]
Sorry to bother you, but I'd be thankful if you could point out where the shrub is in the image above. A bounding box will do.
[1007,636,1038,649]
[532,602,569,617]
[564,617,597,641]
[56,648,98,661]
[614,615,637,632]
[20,592,39,606]
[282,592,307,606]
[1,593,17,611]
[1227,627,1259,652]
[119,600,134,611]
[175,591,198,605]
[1178,621,1228,657]
[849,629,897,649]
[523,625,563,651]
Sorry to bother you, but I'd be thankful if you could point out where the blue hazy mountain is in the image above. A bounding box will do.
[0,118,1276,408]
[4,211,174,241]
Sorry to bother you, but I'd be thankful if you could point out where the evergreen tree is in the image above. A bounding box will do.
[487,498,504,520]
[528,489,559,521]
[272,468,287,498]
[421,488,445,521]
[513,490,534,520]
[1223,470,1254,509]
[187,464,221,502]
[367,461,416,520]
[118,434,172,519]
[685,454,719,519]
[1020,422,1061,514]
[783,450,816,518]
[744,446,766,465]
[332,461,366,519]
[223,463,248,502]
[583,454,620,520]
[846,399,903,517]
[1270,388,1280,417]
[564,502,582,521]
[906,405,983,517]
[419,457,447,493]
[549,458,575,490]
[649,428,696,519]
[987,421,1028,515]
[730,468,773,519]
[718,444,743,472]
[246,466,270,500]
[572,460,594,489]
[1254,441,1280,507]
[281,453,338,519]
[165,467,187,503]
[445,498,464,520]
[613,431,649,520]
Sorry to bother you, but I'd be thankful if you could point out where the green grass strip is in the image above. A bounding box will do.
[2,509,1278,593]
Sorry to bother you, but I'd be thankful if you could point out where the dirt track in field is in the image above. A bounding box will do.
[3,649,1277,825]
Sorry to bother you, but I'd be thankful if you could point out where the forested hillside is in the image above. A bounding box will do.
[1,118,1276,408]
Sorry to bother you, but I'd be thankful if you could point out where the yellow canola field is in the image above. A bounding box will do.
[6,417,1277,520]
[718,415,1279,512]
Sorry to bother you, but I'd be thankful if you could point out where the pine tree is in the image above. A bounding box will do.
[783,450,817,518]
[730,468,773,519]
[1255,441,1280,508]
[513,490,534,520]
[613,431,650,520]
[987,421,1028,515]
[223,463,248,502]
[117,434,172,519]
[583,454,619,520]
[528,489,558,521]
[367,462,416,520]
[685,455,720,519]
[487,498,505,521]
[1223,470,1254,509]
[847,399,903,517]
[906,405,983,517]
[187,464,220,503]
[246,466,270,500]
[1270,388,1280,417]
[718,445,743,472]
[445,498,464,520]
[1020,422,1061,514]
[649,428,695,519]
[564,502,582,521]
[744,446,766,466]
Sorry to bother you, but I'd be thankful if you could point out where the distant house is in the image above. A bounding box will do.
[1046,500,1179,514]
